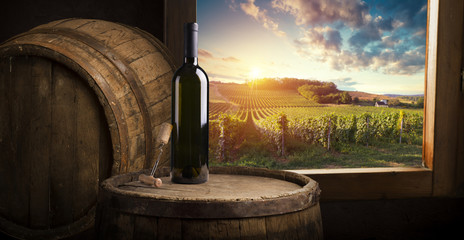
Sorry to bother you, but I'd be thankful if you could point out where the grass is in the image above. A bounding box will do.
[211,139,283,169]
[285,142,422,169]
[210,138,423,170]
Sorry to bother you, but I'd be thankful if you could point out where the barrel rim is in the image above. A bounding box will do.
[99,166,321,219]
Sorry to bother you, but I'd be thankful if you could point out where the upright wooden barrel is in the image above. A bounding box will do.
[97,167,323,239]
[0,19,175,239]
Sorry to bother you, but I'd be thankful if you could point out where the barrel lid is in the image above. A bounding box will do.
[99,166,320,219]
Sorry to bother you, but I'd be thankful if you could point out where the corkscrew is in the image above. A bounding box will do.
[139,122,172,187]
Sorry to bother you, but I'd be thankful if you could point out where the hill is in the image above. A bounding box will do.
[384,94,424,98]
[348,91,395,101]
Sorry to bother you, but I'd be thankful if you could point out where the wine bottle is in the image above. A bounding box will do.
[171,22,209,184]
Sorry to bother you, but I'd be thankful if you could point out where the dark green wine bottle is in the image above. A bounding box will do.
[171,22,209,184]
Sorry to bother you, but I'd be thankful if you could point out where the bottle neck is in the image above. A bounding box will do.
[184,23,198,64]
[184,57,198,65]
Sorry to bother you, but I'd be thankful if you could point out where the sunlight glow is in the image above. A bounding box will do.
[249,67,261,79]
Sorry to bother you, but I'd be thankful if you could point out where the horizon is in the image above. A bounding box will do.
[198,0,427,95]
[210,79,424,97]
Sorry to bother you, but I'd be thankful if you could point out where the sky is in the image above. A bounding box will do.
[197,0,427,95]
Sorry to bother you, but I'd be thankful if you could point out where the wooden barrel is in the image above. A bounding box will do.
[96,167,323,239]
[0,19,175,239]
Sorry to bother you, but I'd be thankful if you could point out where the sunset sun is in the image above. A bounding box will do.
[249,67,261,79]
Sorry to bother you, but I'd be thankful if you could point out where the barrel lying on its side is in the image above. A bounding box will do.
[0,18,176,239]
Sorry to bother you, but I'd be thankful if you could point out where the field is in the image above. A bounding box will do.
[209,82,423,169]
[210,82,318,121]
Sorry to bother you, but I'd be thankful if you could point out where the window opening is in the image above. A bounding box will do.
[199,0,427,170]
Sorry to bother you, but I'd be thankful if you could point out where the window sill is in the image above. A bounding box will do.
[287,167,433,201]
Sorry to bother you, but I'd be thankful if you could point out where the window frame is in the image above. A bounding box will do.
[170,0,463,201]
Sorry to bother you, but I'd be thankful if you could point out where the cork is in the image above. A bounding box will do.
[139,174,163,187]
[157,122,172,145]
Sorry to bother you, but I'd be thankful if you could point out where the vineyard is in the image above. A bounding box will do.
[209,83,319,121]
[209,82,423,169]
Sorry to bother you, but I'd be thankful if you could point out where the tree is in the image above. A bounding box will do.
[389,98,401,107]
[297,83,341,104]
[415,97,424,108]
[339,92,352,104]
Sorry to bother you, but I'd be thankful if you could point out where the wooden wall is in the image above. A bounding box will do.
[0,0,196,67]
[0,0,164,43]
[426,0,464,196]
[164,0,196,67]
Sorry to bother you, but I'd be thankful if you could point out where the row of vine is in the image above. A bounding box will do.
[255,111,423,156]
[209,113,246,162]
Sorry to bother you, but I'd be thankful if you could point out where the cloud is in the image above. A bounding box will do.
[387,46,426,74]
[209,72,246,82]
[295,26,342,52]
[222,56,240,62]
[374,0,427,29]
[325,29,342,51]
[199,49,240,63]
[378,35,401,48]
[284,0,427,75]
[227,0,238,11]
[240,0,286,37]
[348,16,396,50]
[272,0,369,27]
[198,48,246,83]
[327,50,370,71]
[329,77,358,91]
[199,48,214,59]
[325,45,425,75]
[348,22,382,49]
[375,16,394,31]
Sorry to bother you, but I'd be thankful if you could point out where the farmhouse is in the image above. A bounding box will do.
[375,99,389,107]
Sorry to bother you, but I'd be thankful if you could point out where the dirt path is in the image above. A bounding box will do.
[242,110,262,142]
[210,83,229,103]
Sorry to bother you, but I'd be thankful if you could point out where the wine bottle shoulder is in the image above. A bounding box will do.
[195,65,209,81]
[172,63,208,83]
